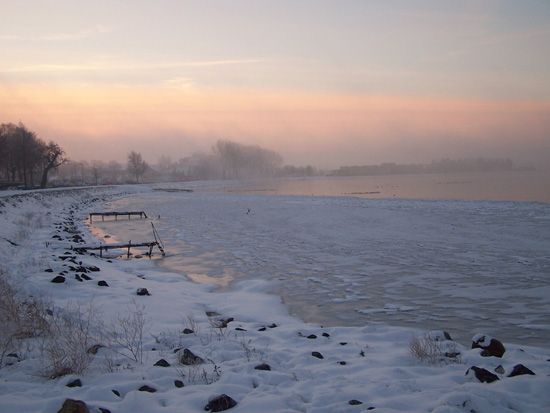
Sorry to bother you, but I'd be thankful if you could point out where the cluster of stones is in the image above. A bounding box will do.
[466,334,536,383]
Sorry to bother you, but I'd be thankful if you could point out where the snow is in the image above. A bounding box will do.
[0,185,549,413]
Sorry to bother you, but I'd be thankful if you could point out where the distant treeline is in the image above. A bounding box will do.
[331,158,530,177]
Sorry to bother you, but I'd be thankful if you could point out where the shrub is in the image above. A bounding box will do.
[0,272,49,368]
[103,300,151,363]
[39,300,102,378]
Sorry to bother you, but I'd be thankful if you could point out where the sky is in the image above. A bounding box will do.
[1,0,550,170]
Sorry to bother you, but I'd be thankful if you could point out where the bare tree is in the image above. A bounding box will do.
[39,140,67,188]
[90,160,106,186]
[12,123,41,188]
[158,155,173,171]
[127,151,148,183]
[212,140,283,179]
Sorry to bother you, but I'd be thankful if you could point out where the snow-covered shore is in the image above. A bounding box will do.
[0,186,548,413]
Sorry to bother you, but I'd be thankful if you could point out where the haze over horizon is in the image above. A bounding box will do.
[1,1,549,170]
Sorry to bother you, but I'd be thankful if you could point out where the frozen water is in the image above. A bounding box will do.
[93,192,550,348]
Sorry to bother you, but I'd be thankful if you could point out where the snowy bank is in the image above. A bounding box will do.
[0,186,548,413]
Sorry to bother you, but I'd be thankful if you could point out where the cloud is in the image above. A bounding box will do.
[0,57,286,74]
[39,25,114,41]
[0,34,21,40]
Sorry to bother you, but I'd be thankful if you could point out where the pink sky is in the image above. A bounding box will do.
[1,1,549,169]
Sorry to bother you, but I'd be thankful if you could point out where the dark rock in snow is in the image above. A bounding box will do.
[51,276,66,283]
[258,327,267,331]
[255,363,271,371]
[138,385,157,393]
[45,268,54,273]
[508,364,535,377]
[136,288,150,296]
[471,334,506,358]
[494,365,505,374]
[88,265,100,272]
[179,348,204,365]
[322,332,330,338]
[182,328,194,334]
[235,327,246,331]
[467,366,500,383]
[154,359,170,367]
[97,280,109,287]
[312,351,324,359]
[58,399,89,413]
[66,379,82,388]
[306,334,317,339]
[75,274,83,282]
[174,380,184,388]
[111,390,120,397]
[98,408,111,413]
[349,399,363,405]
[205,394,238,412]
[86,344,103,355]
[81,274,92,281]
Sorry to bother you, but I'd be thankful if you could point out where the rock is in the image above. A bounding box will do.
[235,327,246,332]
[86,344,103,355]
[254,363,271,371]
[205,394,238,412]
[312,351,324,359]
[81,274,92,281]
[467,366,500,383]
[206,311,220,317]
[306,334,317,339]
[138,385,156,393]
[471,334,506,358]
[494,365,505,374]
[136,288,150,296]
[349,399,363,405]
[178,348,204,365]
[51,276,66,283]
[66,379,82,388]
[154,359,170,367]
[258,327,267,331]
[45,268,54,273]
[97,280,109,287]
[339,361,347,365]
[98,409,111,413]
[58,399,89,413]
[322,332,330,338]
[268,323,278,328]
[111,390,120,397]
[508,364,535,377]
[75,274,83,282]
[182,328,194,334]
[174,380,184,388]
[88,266,100,272]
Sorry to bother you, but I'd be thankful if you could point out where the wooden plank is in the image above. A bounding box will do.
[89,211,148,222]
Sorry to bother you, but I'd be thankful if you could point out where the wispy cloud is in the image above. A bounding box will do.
[0,34,22,40]
[0,26,113,42]
[39,25,114,41]
[1,58,286,74]
[164,77,195,90]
